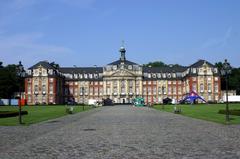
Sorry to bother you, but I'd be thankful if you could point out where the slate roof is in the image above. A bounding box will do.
[29,61,56,70]
[59,67,103,73]
[143,65,187,73]
[107,59,138,65]
[190,59,214,68]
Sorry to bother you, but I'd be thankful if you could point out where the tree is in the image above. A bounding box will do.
[0,63,25,99]
[215,62,240,95]
[0,61,3,68]
[143,61,167,67]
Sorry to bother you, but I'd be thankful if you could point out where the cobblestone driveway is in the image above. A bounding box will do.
[1,105,240,159]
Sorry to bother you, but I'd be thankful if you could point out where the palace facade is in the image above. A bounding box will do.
[25,47,221,105]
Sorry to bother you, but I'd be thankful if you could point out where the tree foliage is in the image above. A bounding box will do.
[143,61,167,67]
[0,62,25,99]
[215,62,240,94]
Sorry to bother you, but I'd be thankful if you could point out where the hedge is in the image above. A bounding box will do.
[218,109,240,116]
[0,111,28,118]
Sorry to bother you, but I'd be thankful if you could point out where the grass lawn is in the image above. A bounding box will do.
[153,103,240,124]
[0,105,93,126]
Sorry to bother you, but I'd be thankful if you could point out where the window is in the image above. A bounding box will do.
[79,74,83,79]
[49,84,53,94]
[214,83,218,93]
[121,87,125,94]
[153,87,157,95]
[136,87,140,94]
[128,65,132,70]
[158,87,162,94]
[89,74,93,79]
[178,87,181,94]
[143,87,147,94]
[28,85,31,94]
[74,88,78,96]
[172,73,176,78]
[99,87,103,95]
[163,73,166,78]
[42,85,46,92]
[192,68,196,73]
[192,83,197,91]
[200,83,204,92]
[107,87,110,95]
[94,88,98,95]
[168,86,171,95]
[27,96,31,103]
[113,87,118,94]
[113,65,117,70]
[90,87,93,95]
[152,73,156,78]
[173,86,176,94]
[129,80,133,86]
[208,83,212,92]
[148,73,151,78]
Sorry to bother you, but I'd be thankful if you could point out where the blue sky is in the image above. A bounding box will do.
[0,0,239,68]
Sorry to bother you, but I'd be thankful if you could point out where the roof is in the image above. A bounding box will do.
[143,65,187,73]
[107,59,138,65]
[29,61,56,70]
[59,67,103,73]
[190,59,214,68]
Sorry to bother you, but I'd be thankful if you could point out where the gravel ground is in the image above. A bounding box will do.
[0,105,240,159]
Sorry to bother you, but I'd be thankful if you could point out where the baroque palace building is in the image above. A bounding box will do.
[25,46,221,105]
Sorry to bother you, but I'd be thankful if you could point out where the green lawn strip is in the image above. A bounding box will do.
[0,105,92,126]
[153,104,240,124]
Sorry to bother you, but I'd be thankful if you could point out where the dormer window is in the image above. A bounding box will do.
[152,73,156,78]
[192,68,196,73]
[74,74,78,79]
[79,74,83,79]
[48,69,53,75]
[89,74,93,79]
[157,73,161,78]
[113,65,117,70]
[163,73,166,78]
[172,73,176,78]
[84,74,88,79]
[34,69,38,76]
[148,73,151,78]
[128,65,132,70]
[27,70,32,75]
[167,73,171,78]
[94,74,98,79]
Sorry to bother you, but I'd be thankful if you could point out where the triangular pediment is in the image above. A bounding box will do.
[111,69,136,77]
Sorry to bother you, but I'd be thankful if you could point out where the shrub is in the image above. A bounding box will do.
[0,111,28,118]
[218,109,240,116]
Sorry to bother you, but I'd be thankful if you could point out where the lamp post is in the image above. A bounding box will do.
[162,86,164,109]
[16,61,25,125]
[82,87,85,110]
[220,59,232,123]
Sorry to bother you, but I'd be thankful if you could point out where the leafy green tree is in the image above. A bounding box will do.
[0,63,25,99]
[143,61,167,67]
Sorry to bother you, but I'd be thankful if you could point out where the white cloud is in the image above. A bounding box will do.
[202,27,233,49]
[0,32,74,67]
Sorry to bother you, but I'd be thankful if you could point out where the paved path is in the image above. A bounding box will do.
[0,105,240,159]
